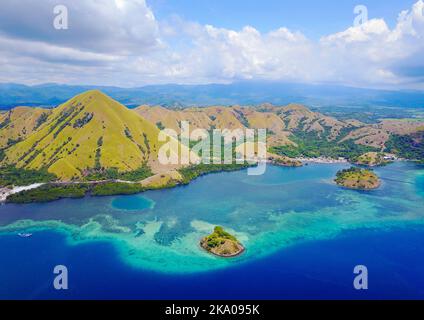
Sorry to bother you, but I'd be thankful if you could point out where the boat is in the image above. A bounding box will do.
[18,233,33,238]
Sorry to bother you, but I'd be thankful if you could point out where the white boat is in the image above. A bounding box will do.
[18,233,33,238]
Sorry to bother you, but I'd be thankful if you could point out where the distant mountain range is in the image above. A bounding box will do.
[0,82,423,109]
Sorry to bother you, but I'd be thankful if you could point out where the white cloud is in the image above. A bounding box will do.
[321,19,390,43]
[317,0,424,87]
[0,0,423,89]
[0,0,160,54]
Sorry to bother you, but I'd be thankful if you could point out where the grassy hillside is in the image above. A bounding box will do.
[0,107,51,148]
[136,105,246,132]
[136,105,213,133]
[138,103,424,162]
[1,90,186,180]
[136,103,371,149]
[1,91,423,184]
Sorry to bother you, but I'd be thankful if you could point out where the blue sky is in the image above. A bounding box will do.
[0,0,423,89]
[150,0,417,38]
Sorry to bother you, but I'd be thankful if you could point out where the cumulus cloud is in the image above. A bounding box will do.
[0,0,160,54]
[0,0,423,89]
[160,24,315,82]
[318,0,424,87]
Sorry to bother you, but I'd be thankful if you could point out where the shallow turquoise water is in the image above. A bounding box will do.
[416,172,424,197]
[0,162,423,274]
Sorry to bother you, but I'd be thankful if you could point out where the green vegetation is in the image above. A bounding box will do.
[143,133,150,153]
[270,131,378,160]
[232,109,250,127]
[269,155,302,167]
[34,112,49,129]
[0,166,57,187]
[6,177,178,203]
[94,136,103,170]
[7,184,90,203]
[7,138,23,147]
[0,115,11,129]
[179,163,251,185]
[385,133,424,162]
[6,181,147,203]
[156,121,165,130]
[73,112,93,128]
[200,226,244,257]
[91,182,145,196]
[313,105,424,123]
[203,226,238,248]
[355,152,389,166]
[335,167,380,190]
[124,127,133,140]
[52,107,81,139]
[85,166,153,182]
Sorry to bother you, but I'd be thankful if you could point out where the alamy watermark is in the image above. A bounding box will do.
[157,122,268,175]
[353,265,368,290]
[53,265,68,290]
[53,4,68,30]
[354,4,369,26]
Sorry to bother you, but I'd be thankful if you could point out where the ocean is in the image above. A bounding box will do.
[0,162,423,299]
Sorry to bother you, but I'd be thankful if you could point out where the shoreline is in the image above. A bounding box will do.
[294,157,349,164]
[335,167,381,190]
[208,245,246,258]
[0,183,45,202]
[1,163,251,204]
[0,159,416,204]
[335,180,382,191]
[198,241,246,258]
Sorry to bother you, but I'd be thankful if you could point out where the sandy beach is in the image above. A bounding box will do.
[0,183,45,202]
[294,157,349,164]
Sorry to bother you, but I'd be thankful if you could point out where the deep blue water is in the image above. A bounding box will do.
[0,163,423,299]
[1,227,424,300]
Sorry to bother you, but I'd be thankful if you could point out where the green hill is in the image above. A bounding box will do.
[1,90,184,181]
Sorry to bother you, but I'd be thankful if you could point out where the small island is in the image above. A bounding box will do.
[335,167,381,190]
[200,226,245,257]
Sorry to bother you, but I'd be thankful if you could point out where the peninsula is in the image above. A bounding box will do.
[354,152,393,167]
